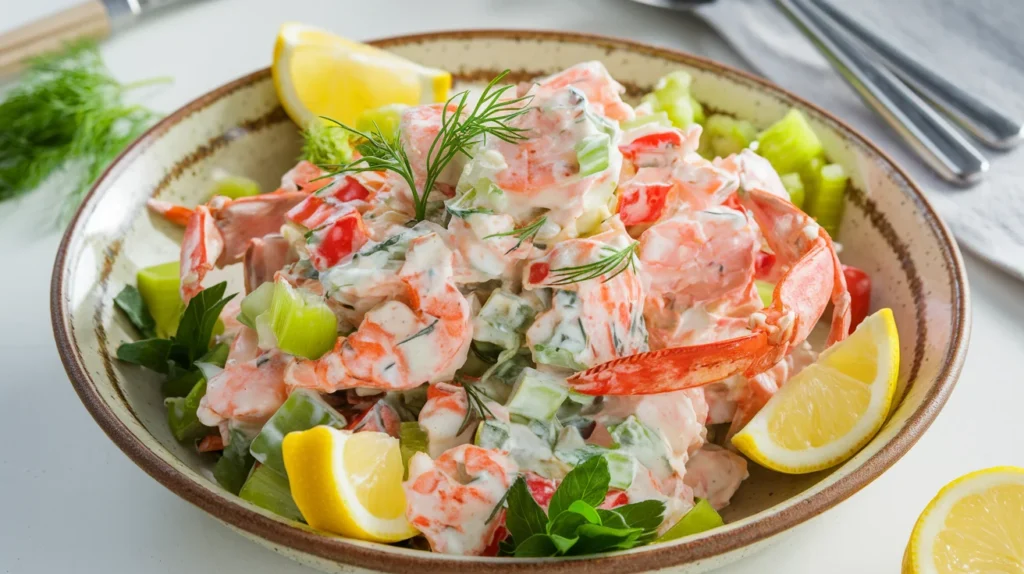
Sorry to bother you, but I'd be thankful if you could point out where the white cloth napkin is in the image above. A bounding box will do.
[697,0,1024,281]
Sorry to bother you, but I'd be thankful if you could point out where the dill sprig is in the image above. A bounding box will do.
[322,70,533,221]
[0,41,168,223]
[547,241,640,286]
[484,215,547,254]
[456,376,496,435]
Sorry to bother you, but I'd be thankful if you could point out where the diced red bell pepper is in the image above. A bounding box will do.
[524,472,558,509]
[618,181,672,226]
[754,251,776,279]
[619,130,684,164]
[307,210,369,270]
[842,265,872,332]
[528,262,550,285]
[286,176,370,229]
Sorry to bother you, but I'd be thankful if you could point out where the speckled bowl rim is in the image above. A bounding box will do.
[51,29,970,573]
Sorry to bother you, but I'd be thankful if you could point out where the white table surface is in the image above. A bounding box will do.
[2,1,1022,573]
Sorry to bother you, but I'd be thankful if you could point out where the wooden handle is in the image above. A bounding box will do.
[0,1,111,77]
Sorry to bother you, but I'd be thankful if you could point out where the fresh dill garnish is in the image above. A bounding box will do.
[301,121,353,165]
[322,70,533,222]
[0,41,168,223]
[484,215,547,254]
[547,242,640,286]
[456,376,497,435]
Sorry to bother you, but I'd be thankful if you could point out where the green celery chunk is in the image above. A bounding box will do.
[249,389,348,476]
[656,498,724,542]
[755,109,824,175]
[214,423,257,494]
[399,421,429,479]
[507,368,570,422]
[806,163,848,238]
[237,281,275,329]
[755,280,775,309]
[268,279,338,360]
[690,95,705,125]
[651,71,693,107]
[165,378,211,442]
[620,111,671,131]
[137,261,184,338]
[472,290,536,350]
[576,133,611,177]
[702,115,757,159]
[474,419,512,451]
[356,103,408,142]
[780,172,806,209]
[212,175,260,199]
[238,464,304,522]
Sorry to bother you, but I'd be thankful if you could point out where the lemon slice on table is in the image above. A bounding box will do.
[272,22,452,128]
[282,426,418,542]
[731,308,899,474]
[903,467,1024,574]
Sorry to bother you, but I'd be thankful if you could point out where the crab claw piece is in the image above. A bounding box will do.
[180,205,224,303]
[147,199,195,227]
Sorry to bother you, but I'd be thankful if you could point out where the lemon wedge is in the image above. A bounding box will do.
[903,467,1024,574]
[731,308,899,474]
[282,426,418,542]
[272,22,451,128]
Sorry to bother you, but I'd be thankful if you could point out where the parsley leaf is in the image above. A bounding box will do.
[504,477,548,544]
[548,455,610,519]
[113,285,156,338]
[116,338,175,373]
[174,282,235,363]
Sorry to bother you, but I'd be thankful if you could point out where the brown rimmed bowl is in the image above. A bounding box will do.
[51,30,970,573]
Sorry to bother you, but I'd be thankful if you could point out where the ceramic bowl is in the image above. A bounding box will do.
[51,30,970,573]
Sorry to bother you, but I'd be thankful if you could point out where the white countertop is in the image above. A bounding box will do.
[2,1,1022,572]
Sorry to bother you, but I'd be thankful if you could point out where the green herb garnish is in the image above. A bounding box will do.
[113,285,156,339]
[484,216,547,254]
[0,42,168,222]
[456,376,497,435]
[547,241,640,286]
[497,456,666,557]
[322,70,532,222]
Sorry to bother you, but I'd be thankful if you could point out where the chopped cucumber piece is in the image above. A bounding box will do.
[755,280,775,308]
[212,175,260,200]
[249,389,348,476]
[478,349,532,404]
[507,368,570,422]
[702,115,757,159]
[399,421,428,479]
[165,378,211,443]
[610,416,673,479]
[239,464,303,522]
[620,111,671,131]
[532,344,588,371]
[756,109,824,175]
[472,290,536,350]
[137,261,183,338]
[553,426,605,464]
[566,389,596,406]
[445,186,492,219]
[268,279,337,360]
[642,71,705,129]
[576,133,611,177]
[651,71,693,107]
[690,95,705,125]
[238,281,275,329]
[807,163,848,237]
[780,172,806,209]
[214,423,258,494]
[604,451,637,490]
[474,419,512,451]
[356,103,409,142]
[656,498,724,541]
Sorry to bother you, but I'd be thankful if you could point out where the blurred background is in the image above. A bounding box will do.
[2,1,1022,573]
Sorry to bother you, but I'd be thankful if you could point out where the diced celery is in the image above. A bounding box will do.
[780,172,806,209]
[214,423,257,494]
[690,95,705,125]
[356,103,408,142]
[604,451,637,490]
[652,71,693,107]
[506,368,570,422]
[807,163,848,238]
[576,133,611,177]
[249,389,347,476]
[755,280,775,309]
[472,290,536,350]
[238,464,304,522]
[702,115,757,159]
[238,281,275,329]
[656,498,724,541]
[756,109,824,175]
[137,261,183,338]
[165,378,211,443]
[399,421,429,479]
[212,175,260,200]
[474,419,512,451]
[663,96,699,129]
[621,111,671,131]
[268,279,338,360]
